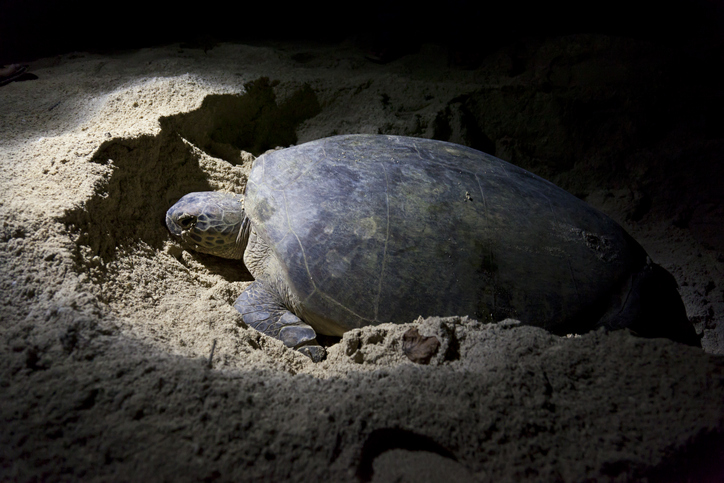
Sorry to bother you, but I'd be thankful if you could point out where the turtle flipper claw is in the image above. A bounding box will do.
[297,345,326,362]
[279,321,316,348]
[234,281,322,352]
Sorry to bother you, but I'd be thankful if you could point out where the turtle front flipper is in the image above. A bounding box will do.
[234,281,325,361]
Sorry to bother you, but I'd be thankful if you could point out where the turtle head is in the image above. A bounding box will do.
[166,191,249,259]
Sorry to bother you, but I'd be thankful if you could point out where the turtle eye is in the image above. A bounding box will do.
[178,215,196,229]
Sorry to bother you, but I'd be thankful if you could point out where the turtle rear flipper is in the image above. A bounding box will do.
[626,261,701,347]
[600,259,701,347]
[234,280,325,360]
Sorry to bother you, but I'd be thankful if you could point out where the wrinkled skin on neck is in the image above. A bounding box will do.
[165,192,249,260]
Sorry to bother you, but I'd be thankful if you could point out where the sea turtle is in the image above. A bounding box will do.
[166,134,699,360]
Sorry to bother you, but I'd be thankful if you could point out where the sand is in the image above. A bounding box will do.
[1,37,723,481]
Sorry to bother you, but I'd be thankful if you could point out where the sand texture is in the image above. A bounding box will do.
[1,37,723,481]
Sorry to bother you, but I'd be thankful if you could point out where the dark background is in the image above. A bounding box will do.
[1,0,723,64]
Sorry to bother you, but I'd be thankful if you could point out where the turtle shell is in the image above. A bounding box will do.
[244,134,643,336]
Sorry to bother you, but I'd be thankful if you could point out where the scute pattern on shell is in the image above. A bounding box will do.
[243,135,641,336]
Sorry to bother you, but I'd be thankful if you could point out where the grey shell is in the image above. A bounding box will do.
[244,134,643,336]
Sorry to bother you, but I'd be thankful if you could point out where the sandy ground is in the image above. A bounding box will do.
[1,37,723,481]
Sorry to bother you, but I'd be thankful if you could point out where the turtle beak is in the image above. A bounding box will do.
[166,213,197,238]
[165,208,195,237]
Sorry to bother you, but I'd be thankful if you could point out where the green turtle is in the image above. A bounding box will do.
[166,134,700,360]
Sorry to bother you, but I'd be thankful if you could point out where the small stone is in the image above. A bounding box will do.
[402,328,440,365]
